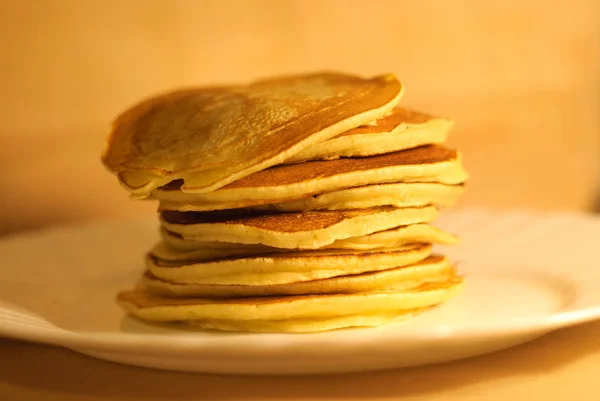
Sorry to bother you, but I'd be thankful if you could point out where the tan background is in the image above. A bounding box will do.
[1,0,599,235]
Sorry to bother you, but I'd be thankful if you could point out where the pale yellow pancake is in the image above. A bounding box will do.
[153,145,468,211]
[144,255,454,297]
[285,107,454,163]
[158,223,457,256]
[102,73,403,198]
[159,182,464,212]
[190,310,420,333]
[328,223,459,250]
[117,278,463,332]
[246,183,464,212]
[147,243,432,285]
[160,205,439,249]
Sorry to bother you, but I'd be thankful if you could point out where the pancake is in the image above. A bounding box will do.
[247,183,463,212]
[248,183,464,212]
[117,277,463,332]
[328,223,459,250]
[144,255,453,297]
[160,205,439,249]
[160,182,464,212]
[152,145,468,211]
[155,235,280,260]
[190,310,420,332]
[158,223,457,256]
[147,243,432,285]
[285,107,454,163]
[102,72,403,198]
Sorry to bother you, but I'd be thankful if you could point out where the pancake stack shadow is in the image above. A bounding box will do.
[103,73,468,332]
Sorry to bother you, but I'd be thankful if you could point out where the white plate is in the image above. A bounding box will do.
[0,209,599,375]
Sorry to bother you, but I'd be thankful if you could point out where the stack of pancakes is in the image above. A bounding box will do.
[102,72,468,332]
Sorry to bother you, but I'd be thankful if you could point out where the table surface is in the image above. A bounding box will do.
[1,321,600,401]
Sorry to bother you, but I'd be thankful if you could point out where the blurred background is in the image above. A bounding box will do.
[0,0,598,236]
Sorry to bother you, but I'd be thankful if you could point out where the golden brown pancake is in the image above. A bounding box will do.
[209,145,455,189]
[102,72,403,198]
[159,205,439,249]
[285,107,454,163]
[152,145,468,211]
[341,108,436,133]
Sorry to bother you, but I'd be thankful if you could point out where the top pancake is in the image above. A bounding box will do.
[338,108,434,134]
[285,107,454,163]
[102,72,403,198]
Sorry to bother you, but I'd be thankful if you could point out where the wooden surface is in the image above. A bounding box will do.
[1,320,600,400]
[0,0,599,235]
